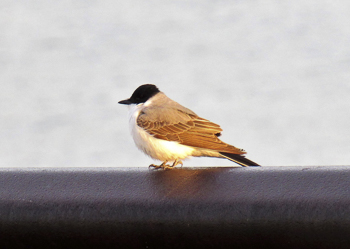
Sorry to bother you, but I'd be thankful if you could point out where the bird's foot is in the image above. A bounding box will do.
[172,159,183,168]
[149,160,183,170]
[149,161,170,170]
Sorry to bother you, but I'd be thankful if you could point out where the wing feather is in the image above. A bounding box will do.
[137,107,245,155]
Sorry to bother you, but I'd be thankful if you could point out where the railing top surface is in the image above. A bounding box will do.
[1,166,350,203]
[1,166,350,248]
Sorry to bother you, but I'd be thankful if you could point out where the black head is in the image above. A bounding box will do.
[118,84,160,105]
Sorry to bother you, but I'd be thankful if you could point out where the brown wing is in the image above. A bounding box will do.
[137,111,245,155]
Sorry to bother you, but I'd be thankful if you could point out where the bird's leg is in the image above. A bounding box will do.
[149,160,183,170]
[164,159,183,169]
[149,161,169,170]
[173,159,183,168]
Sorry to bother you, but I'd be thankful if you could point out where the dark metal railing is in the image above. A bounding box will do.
[1,166,350,248]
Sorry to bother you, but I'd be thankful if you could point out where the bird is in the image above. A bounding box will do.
[118,84,260,169]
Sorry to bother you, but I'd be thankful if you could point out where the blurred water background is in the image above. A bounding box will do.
[1,1,350,167]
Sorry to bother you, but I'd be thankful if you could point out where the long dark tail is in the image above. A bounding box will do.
[220,152,260,167]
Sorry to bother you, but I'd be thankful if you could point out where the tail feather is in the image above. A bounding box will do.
[220,152,260,167]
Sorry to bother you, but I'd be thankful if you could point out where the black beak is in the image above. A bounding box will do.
[118,99,132,105]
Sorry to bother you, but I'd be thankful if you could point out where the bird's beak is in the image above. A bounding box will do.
[118,98,132,105]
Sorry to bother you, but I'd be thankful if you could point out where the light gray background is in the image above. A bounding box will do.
[1,1,350,167]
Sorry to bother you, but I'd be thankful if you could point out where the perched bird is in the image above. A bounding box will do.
[119,84,260,169]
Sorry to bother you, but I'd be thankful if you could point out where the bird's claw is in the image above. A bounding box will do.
[149,160,183,170]
[149,161,170,170]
